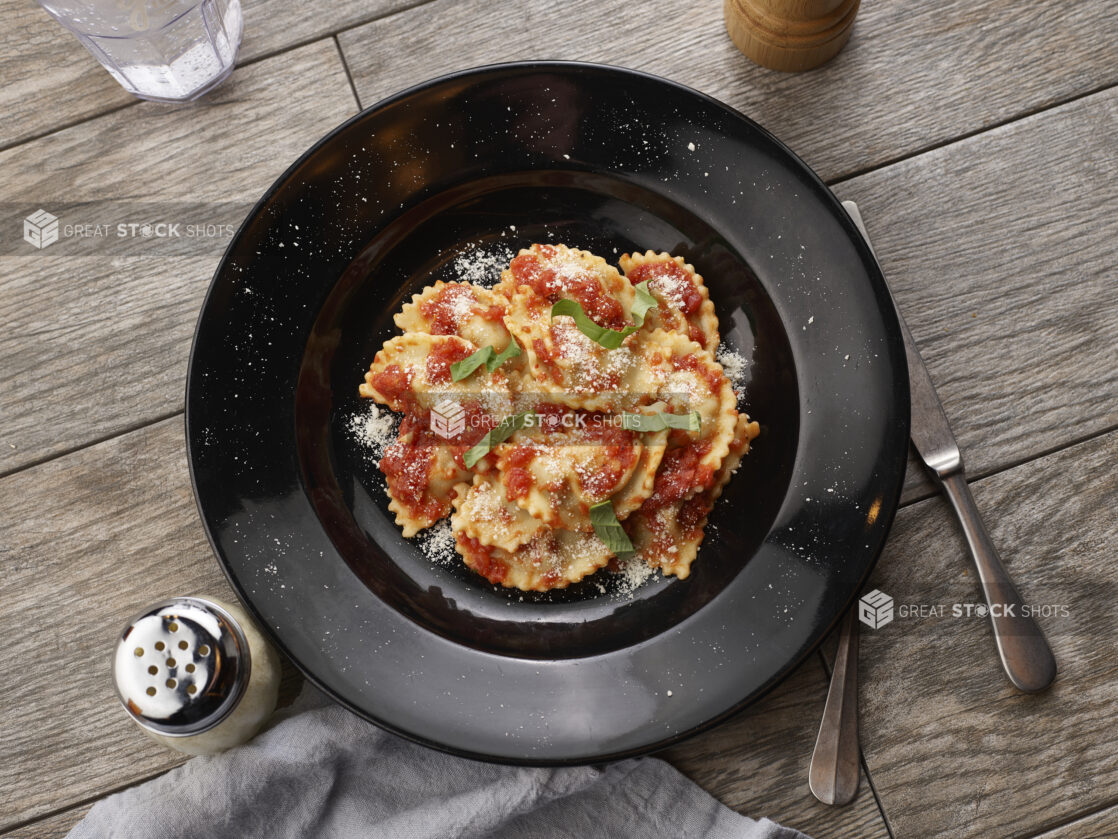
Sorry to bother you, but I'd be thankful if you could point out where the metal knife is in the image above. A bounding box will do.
[843,200,1057,693]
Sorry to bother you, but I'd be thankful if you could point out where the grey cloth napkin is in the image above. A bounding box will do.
[68,687,811,839]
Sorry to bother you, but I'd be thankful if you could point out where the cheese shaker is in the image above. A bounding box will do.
[112,596,280,755]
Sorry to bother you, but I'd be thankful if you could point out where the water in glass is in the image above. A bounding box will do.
[37,0,243,103]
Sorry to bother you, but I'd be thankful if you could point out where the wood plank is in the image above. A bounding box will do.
[1,803,91,839]
[853,430,1118,839]
[1028,803,1118,839]
[0,662,304,838]
[337,0,1118,181]
[0,38,358,474]
[0,418,233,830]
[836,88,1118,505]
[0,0,134,149]
[0,0,417,149]
[663,658,890,839]
[237,0,417,63]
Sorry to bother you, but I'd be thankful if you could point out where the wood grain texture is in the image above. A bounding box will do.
[0,0,135,149]
[0,39,358,475]
[337,0,1118,181]
[1029,803,1118,839]
[2,803,92,839]
[0,418,235,830]
[0,661,305,838]
[664,658,889,839]
[0,0,416,149]
[854,430,1118,838]
[837,87,1118,506]
[237,0,416,63]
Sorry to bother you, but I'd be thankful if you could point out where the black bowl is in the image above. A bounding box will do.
[186,61,909,764]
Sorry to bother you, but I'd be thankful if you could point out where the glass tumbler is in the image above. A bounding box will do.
[36,0,243,103]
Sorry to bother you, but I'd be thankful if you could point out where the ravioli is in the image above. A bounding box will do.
[357,243,759,591]
[620,250,719,351]
[630,329,739,485]
[506,292,647,412]
[454,526,612,591]
[380,432,467,537]
[359,333,515,416]
[494,243,636,317]
[396,281,515,355]
[494,414,646,532]
[625,413,760,578]
[450,473,545,553]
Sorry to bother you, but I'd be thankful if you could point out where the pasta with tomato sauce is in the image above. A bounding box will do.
[358,243,759,590]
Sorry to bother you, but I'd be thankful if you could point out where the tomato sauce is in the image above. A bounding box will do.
[480,303,507,322]
[457,533,508,584]
[511,249,627,330]
[425,340,475,385]
[627,261,703,315]
[379,439,445,523]
[504,468,534,500]
[531,337,564,384]
[678,493,712,532]
[646,442,714,509]
[368,363,413,410]
[673,353,724,394]
[501,444,537,500]
[418,284,476,335]
[442,401,499,466]
[398,410,431,441]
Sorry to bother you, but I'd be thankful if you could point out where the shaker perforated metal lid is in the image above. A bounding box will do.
[112,597,251,736]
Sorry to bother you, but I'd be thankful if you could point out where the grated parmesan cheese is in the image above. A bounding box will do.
[613,554,655,596]
[716,343,748,392]
[649,272,689,309]
[451,244,515,288]
[347,403,398,460]
[418,519,456,565]
[446,285,478,320]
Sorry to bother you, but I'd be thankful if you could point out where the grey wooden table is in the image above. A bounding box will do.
[2,1,1116,836]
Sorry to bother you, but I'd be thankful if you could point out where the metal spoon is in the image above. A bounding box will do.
[809,608,860,805]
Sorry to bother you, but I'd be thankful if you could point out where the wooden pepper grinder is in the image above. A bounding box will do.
[724,0,860,72]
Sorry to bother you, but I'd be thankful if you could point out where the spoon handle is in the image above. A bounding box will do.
[809,608,860,806]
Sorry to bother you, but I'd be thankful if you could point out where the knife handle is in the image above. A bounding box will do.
[938,472,1057,693]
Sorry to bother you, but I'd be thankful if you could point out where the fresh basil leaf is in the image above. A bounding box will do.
[450,339,522,382]
[450,346,494,382]
[548,280,657,349]
[550,299,637,349]
[589,500,635,556]
[631,279,657,326]
[485,338,521,372]
[620,410,701,434]
[463,411,532,468]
